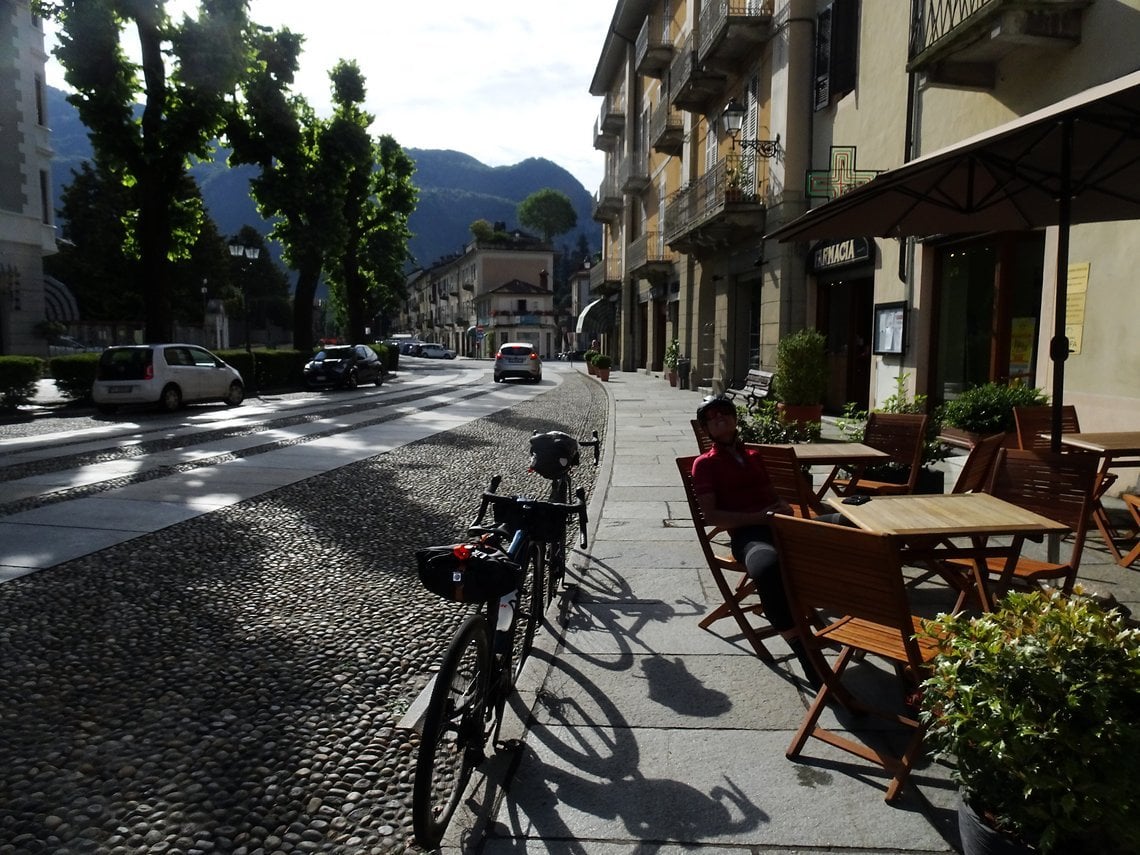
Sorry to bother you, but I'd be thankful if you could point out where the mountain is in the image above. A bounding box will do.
[45,86,598,275]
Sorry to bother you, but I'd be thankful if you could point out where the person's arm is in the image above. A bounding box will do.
[695,491,788,529]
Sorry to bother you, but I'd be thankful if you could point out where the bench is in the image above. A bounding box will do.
[726,369,775,410]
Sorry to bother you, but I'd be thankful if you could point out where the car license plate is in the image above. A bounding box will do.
[507,357,524,364]
[108,385,133,394]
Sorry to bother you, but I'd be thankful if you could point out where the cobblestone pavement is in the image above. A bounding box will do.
[0,373,607,854]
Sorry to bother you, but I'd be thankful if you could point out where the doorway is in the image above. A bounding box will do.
[817,277,873,412]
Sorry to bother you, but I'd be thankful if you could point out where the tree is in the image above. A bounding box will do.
[40,0,256,342]
[320,61,416,344]
[517,188,577,243]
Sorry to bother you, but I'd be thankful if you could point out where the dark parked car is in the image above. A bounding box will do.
[304,345,384,390]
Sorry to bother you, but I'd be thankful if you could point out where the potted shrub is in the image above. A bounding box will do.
[664,338,680,386]
[773,328,827,427]
[583,348,599,375]
[937,382,1048,448]
[919,589,1140,855]
[592,353,612,381]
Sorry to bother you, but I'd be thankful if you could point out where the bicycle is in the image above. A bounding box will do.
[411,432,595,849]
[531,429,599,608]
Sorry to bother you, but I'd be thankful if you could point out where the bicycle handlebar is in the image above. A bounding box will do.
[471,481,589,550]
[578,430,601,466]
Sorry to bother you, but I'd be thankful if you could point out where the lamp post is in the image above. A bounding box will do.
[228,242,259,356]
[721,98,780,157]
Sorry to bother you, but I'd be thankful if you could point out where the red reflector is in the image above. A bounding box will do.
[529,353,537,360]
[452,544,472,561]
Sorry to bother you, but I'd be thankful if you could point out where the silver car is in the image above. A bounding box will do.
[493,342,542,383]
[92,344,245,414]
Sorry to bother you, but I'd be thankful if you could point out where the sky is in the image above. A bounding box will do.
[41,0,615,190]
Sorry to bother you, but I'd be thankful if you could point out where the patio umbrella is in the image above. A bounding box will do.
[765,69,1140,448]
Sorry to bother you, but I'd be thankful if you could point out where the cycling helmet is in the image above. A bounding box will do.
[529,431,580,480]
[696,395,736,425]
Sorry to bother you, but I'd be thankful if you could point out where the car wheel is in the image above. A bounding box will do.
[493,374,501,383]
[160,384,182,412]
[344,371,358,390]
[97,404,117,415]
[375,370,385,387]
[535,374,542,383]
[224,381,245,407]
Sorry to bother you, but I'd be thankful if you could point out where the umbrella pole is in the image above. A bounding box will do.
[1049,117,1074,454]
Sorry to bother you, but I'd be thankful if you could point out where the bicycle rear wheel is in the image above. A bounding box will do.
[545,474,572,605]
[412,614,491,849]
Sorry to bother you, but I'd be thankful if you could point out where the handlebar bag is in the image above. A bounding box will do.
[415,544,521,603]
[494,501,570,544]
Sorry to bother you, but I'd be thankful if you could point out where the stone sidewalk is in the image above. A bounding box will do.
[444,366,1140,853]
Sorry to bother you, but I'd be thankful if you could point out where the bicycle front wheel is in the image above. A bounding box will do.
[413,614,491,850]
[546,474,572,604]
[510,540,544,685]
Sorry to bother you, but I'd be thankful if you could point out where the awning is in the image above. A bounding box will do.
[576,297,615,335]
[765,70,1140,449]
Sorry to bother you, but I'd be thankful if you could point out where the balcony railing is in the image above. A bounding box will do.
[669,32,726,114]
[698,0,776,69]
[908,0,1088,87]
[628,231,677,283]
[649,99,684,155]
[664,154,766,249]
[591,175,624,223]
[589,257,623,293]
[620,150,650,194]
[635,14,674,78]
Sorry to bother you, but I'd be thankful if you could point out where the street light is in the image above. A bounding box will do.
[228,242,260,355]
[721,98,780,157]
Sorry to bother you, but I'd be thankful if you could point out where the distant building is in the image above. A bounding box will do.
[398,228,557,357]
[0,1,56,355]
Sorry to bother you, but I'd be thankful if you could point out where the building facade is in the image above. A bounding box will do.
[397,232,558,358]
[591,0,1140,458]
[0,0,55,355]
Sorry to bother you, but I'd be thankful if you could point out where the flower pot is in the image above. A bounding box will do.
[667,370,677,387]
[958,798,1034,855]
[596,367,610,381]
[587,362,596,375]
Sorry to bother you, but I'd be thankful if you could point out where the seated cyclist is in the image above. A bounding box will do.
[691,395,842,687]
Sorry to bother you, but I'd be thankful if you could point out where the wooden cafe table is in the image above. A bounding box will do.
[1058,431,1140,563]
[763,442,889,499]
[825,492,1069,611]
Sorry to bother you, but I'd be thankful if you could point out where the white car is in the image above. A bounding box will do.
[494,342,542,383]
[92,344,245,414]
[418,343,456,359]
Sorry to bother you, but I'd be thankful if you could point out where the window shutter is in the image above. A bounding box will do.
[831,0,859,99]
[814,6,832,112]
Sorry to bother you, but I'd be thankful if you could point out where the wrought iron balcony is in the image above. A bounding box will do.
[591,175,624,223]
[663,154,766,253]
[620,150,650,194]
[628,231,677,285]
[908,0,1089,88]
[589,257,623,295]
[650,99,684,155]
[669,33,726,114]
[635,14,674,78]
[698,0,776,70]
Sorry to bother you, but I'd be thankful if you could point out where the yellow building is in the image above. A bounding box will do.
[591,0,1140,457]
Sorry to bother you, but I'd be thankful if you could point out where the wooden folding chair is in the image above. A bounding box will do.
[832,412,929,496]
[691,419,713,453]
[1014,404,1118,550]
[675,456,778,661]
[751,444,828,518]
[945,449,1098,596]
[950,431,1006,494]
[770,515,940,802]
[1119,493,1140,567]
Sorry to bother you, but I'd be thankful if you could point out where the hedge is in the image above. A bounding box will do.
[0,356,43,409]
[49,353,101,401]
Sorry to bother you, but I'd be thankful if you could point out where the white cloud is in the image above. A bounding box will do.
[43,0,612,189]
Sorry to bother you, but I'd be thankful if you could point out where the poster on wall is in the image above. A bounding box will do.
[1009,317,1037,381]
[872,301,906,356]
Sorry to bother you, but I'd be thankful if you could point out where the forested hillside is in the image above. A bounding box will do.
[46,86,598,274]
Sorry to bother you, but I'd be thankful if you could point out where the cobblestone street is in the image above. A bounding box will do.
[0,372,607,854]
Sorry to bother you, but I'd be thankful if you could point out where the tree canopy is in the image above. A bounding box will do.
[517,188,577,243]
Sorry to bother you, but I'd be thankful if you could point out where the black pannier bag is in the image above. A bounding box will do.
[415,544,521,603]
[493,500,569,544]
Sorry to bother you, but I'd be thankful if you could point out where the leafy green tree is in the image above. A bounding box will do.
[320,61,416,343]
[470,219,494,242]
[39,0,255,342]
[517,188,577,243]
